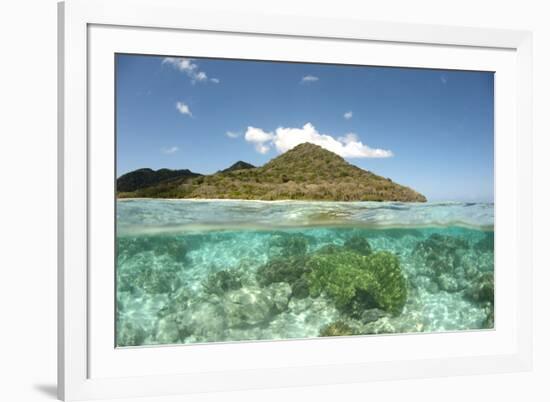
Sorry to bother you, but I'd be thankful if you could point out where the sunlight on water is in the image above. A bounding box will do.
[116,200,494,347]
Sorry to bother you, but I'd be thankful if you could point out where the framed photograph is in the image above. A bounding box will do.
[58,0,533,400]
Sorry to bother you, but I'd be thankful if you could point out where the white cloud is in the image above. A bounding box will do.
[338,133,359,144]
[162,146,179,154]
[194,71,208,82]
[162,57,218,84]
[301,75,319,83]
[254,143,271,154]
[244,126,274,143]
[344,111,353,120]
[176,101,192,117]
[244,127,275,154]
[226,131,240,139]
[162,57,197,73]
[244,123,393,158]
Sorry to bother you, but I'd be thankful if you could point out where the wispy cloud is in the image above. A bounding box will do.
[226,131,240,139]
[344,111,353,120]
[162,57,220,84]
[176,101,192,117]
[440,74,448,84]
[161,146,179,154]
[254,143,271,154]
[244,123,393,158]
[301,75,319,84]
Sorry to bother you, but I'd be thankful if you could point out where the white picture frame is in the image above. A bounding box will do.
[58,0,533,400]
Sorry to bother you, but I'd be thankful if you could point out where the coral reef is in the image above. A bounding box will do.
[224,284,292,328]
[366,251,408,315]
[413,234,494,317]
[362,317,397,335]
[117,252,183,294]
[413,233,470,292]
[118,235,188,262]
[257,256,309,286]
[268,233,310,257]
[147,283,293,344]
[155,316,186,345]
[344,235,372,256]
[319,321,355,337]
[306,250,408,316]
[117,321,147,347]
[173,300,227,342]
[475,232,494,252]
[314,243,342,255]
[465,272,494,304]
[224,286,278,328]
[115,212,494,346]
[359,308,388,324]
[202,269,243,296]
[307,250,373,311]
[268,282,293,312]
[290,277,310,299]
[256,255,311,298]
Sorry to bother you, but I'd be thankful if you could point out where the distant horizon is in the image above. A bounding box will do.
[117,54,494,202]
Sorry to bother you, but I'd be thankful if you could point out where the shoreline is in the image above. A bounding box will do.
[116,197,419,204]
[116,197,494,206]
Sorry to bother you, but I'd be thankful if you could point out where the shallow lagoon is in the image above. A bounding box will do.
[116,199,494,347]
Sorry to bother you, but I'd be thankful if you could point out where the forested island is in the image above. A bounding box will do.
[117,143,426,202]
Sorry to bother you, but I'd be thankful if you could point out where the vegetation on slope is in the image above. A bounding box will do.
[117,168,200,193]
[117,143,426,202]
[220,161,255,173]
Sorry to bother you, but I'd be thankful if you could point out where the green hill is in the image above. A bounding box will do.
[116,168,201,193]
[117,143,426,202]
[220,160,255,173]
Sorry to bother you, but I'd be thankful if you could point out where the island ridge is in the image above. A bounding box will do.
[117,142,426,202]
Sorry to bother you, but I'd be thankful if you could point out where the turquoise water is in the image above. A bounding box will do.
[116,199,494,347]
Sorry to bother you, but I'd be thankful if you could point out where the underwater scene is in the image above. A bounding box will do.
[116,199,494,347]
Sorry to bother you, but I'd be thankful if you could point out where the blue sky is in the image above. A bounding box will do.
[116,54,494,202]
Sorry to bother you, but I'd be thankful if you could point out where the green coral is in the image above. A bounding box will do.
[306,250,407,316]
[319,321,355,337]
[366,251,408,316]
[307,251,371,310]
